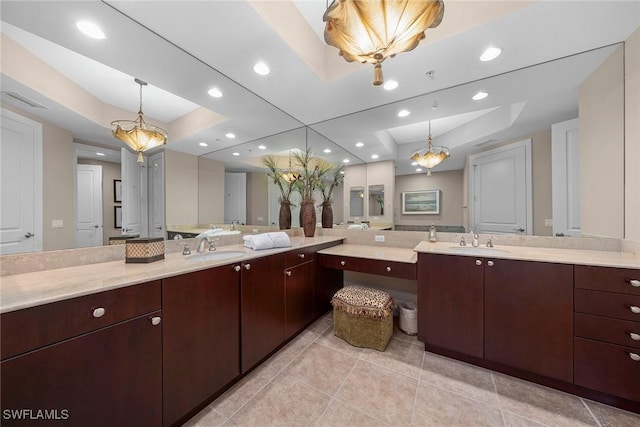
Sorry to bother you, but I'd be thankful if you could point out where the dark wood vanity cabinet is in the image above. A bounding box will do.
[0,282,162,427]
[285,260,316,339]
[162,265,241,427]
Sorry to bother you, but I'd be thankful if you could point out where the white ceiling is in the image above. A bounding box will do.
[1,1,638,175]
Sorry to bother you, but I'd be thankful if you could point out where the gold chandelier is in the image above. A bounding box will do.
[281,151,301,183]
[111,78,167,164]
[410,121,449,176]
[323,0,445,86]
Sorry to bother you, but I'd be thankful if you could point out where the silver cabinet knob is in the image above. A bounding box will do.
[234,265,241,272]
[630,353,640,362]
[244,264,251,270]
[487,261,494,267]
[386,266,391,272]
[286,271,292,276]
[92,307,105,318]
[630,332,640,341]
[340,260,345,266]
[298,253,305,259]
[631,306,640,314]
[475,260,482,266]
[630,279,640,288]
[150,316,161,326]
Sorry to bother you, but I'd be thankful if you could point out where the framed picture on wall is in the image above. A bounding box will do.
[114,179,122,203]
[402,190,440,214]
[114,206,122,228]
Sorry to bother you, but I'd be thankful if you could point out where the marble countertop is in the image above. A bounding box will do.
[0,236,344,314]
[317,244,417,263]
[414,241,640,269]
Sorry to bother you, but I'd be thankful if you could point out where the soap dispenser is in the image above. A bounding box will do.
[429,224,437,242]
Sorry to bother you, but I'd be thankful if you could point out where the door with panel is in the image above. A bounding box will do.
[285,260,316,339]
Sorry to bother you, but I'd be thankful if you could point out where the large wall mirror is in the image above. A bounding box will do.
[0,1,637,254]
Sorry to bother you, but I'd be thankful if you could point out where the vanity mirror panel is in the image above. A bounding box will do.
[349,187,364,217]
[368,185,384,216]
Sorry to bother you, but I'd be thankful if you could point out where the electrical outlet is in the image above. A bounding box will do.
[52,219,64,228]
[545,219,553,227]
[374,235,385,242]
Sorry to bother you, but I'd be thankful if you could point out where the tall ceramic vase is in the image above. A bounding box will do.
[279,200,292,230]
[321,201,333,229]
[301,200,316,237]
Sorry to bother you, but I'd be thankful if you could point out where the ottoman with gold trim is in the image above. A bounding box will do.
[331,285,394,351]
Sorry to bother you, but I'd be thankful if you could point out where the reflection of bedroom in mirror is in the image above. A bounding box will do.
[349,187,364,217]
[368,185,384,216]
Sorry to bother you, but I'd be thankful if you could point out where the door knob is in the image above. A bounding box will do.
[24,232,34,238]
[150,317,161,326]
[93,225,99,229]
[514,228,525,232]
[155,226,162,230]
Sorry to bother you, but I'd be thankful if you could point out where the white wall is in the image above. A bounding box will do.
[625,27,640,242]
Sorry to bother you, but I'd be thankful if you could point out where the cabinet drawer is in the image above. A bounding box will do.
[575,265,640,295]
[575,289,640,321]
[575,313,640,349]
[574,337,640,402]
[284,246,316,268]
[1,280,161,360]
[319,254,416,280]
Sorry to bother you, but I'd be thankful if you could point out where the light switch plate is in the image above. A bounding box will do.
[52,219,64,228]
[545,219,553,227]
[374,235,385,242]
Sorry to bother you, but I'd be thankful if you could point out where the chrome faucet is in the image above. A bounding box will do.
[472,232,480,248]
[486,237,495,248]
[197,235,217,253]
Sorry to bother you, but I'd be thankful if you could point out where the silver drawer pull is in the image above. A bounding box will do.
[475,260,482,266]
[234,265,241,272]
[150,316,161,326]
[92,307,105,318]
[630,332,640,341]
[244,264,251,270]
[286,271,292,276]
[487,260,494,267]
[299,253,305,259]
[386,266,391,272]
[340,260,345,266]
[630,279,640,288]
[631,306,640,314]
[630,353,640,362]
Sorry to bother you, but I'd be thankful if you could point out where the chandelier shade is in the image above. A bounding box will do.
[323,0,445,85]
[111,78,167,164]
[410,121,449,176]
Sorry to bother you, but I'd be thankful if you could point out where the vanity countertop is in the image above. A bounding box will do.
[317,244,417,263]
[414,241,640,269]
[0,236,344,314]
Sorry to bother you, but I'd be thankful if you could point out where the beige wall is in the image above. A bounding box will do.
[395,170,464,228]
[366,161,395,223]
[579,46,625,238]
[246,172,269,225]
[2,103,75,250]
[198,157,225,224]
[625,27,640,242]
[165,149,198,226]
[78,159,121,243]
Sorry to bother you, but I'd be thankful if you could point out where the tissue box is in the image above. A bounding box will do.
[108,235,139,245]
[125,237,165,263]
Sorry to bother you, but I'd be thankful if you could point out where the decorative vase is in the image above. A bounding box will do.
[279,200,292,230]
[321,201,333,229]
[301,200,316,237]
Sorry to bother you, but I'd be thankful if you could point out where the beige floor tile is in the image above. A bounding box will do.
[316,326,365,357]
[502,411,547,427]
[297,317,333,342]
[359,337,424,379]
[263,333,315,372]
[494,374,597,427]
[412,381,504,426]
[335,359,418,425]
[392,319,419,345]
[285,342,358,396]
[316,399,390,427]
[211,364,280,419]
[420,351,500,406]
[228,373,330,426]
[583,400,640,427]
[183,406,228,427]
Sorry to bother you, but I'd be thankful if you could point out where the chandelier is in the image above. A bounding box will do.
[323,0,445,86]
[111,78,167,164]
[281,151,301,183]
[410,121,449,176]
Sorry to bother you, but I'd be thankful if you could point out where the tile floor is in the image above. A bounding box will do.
[185,312,640,427]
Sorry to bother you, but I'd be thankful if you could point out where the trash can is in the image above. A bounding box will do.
[399,302,418,335]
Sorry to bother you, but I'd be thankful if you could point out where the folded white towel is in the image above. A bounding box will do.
[242,232,291,250]
[267,232,291,248]
[348,224,364,230]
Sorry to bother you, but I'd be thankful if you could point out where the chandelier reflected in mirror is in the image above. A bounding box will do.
[323,0,445,86]
[111,78,167,164]
[281,150,301,183]
[410,121,449,176]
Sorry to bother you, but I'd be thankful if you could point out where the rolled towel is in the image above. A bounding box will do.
[348,224,364,230]
[267,232,291,248]
[243,233,273,250]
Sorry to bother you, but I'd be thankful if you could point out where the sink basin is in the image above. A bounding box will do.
[185,250,246,262]
[448,246,508,256]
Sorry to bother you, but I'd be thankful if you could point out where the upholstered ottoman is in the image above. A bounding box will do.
[331,285,394,351]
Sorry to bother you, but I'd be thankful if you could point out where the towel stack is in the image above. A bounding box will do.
[347,223,369,230]
[243,232,291,250]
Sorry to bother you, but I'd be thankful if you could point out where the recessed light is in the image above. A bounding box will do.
[198,142,209,147]
[225,133,236,139]
[480,46,502,62]
[411,161,418,166]
[383,80,398,90]
[343,158,350,163]
[253,62,270,76]
[371,154,379,159]
[232,152,240,156]
[76,21,106,39]
[355,142,364,148]
[96,152,105,156]
[258,145,266,150]
[398,109,410,117]
[472,91,488,101]
[416,168,423,172]
[323,148,331,153]
[208,87,223,98]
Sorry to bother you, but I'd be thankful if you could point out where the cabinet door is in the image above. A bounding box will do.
[1,312,162,427]
[163,265,241,427]
[484,259,573,382]
[241,254,285,373]
[418,254,484,358]
[285,260,315,339]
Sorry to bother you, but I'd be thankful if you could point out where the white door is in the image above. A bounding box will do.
[552,118,580,237]
[224,172,246,224]
[148,152,165,238]
[469,139,532,235]
[0,109,43,254]
[75,164,103,248]
[121,148,145,236]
